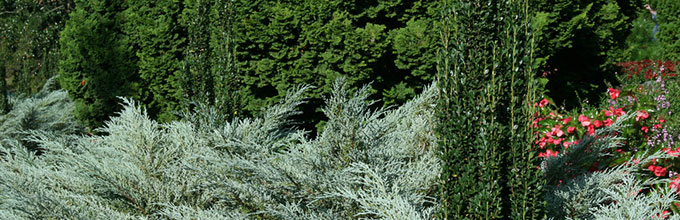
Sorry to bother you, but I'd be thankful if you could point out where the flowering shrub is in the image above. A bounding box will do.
[534,63,680,217]
[617,60,679,80]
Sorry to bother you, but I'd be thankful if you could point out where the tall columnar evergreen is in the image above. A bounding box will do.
[180,0,242,121]
[58,0,138,130]
[437,0,544,219]
[209,0,243,120]
[122,0,185,122]
[501,1,545,219]
[180,0,213,107]
[656,0,680,61]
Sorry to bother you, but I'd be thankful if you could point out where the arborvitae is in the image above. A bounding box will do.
[436,0,544,219]
[529,0,637,108]
[230,0,439,131]
[0,79,440,219]
[122,0,185,122]
[58,0,138,130]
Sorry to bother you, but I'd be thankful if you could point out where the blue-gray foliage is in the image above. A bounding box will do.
[0,78,439,219]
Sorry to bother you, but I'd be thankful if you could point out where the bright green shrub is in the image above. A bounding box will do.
[0,79,439,219]
[58,0,139,130]
[231,0,438,131]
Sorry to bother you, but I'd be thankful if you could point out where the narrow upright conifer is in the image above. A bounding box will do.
[436,0,544,219]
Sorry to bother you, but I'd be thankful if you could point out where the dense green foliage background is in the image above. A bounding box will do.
[2,0,680,219]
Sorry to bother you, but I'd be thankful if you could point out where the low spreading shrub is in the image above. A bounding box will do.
[0,78,440,219]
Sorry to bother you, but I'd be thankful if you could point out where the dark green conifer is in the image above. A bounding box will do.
[58,0,138,130]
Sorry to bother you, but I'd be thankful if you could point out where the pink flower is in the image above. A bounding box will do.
[563,141,571,149]
[654,124,663,129]
[539,98,549,108]
[552,138,563,145]
[657,210,670,219]
[578,115,591,127]
[641,126,649,133]
[636,110,649,121]
[552,127,564,137]
[648,165,668,177]
[539,149,559,158]
[608,88,619,100]
[567,127,576,133]
[664,148,680,157]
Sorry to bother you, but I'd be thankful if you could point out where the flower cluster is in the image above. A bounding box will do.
[534,63,680,217]
[617,60,678,80]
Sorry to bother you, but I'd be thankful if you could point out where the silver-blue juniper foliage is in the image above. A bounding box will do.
[0,78,439,219]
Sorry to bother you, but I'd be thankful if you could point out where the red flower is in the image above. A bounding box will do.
[593,120,602,128]
[672,177,680,194]
[648,165,668,177]
[562,117,572,124]
[603,118,613,127]
[636,110,649,121]
[567,127,576,133]
[608,88,619,100]
[586,125,595,135]
[654,124,663,129]
[80,80,86,86]
[641,126,649,133]
[613,107,626,116]
[539,98,549,108]
[539,149,559,158]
